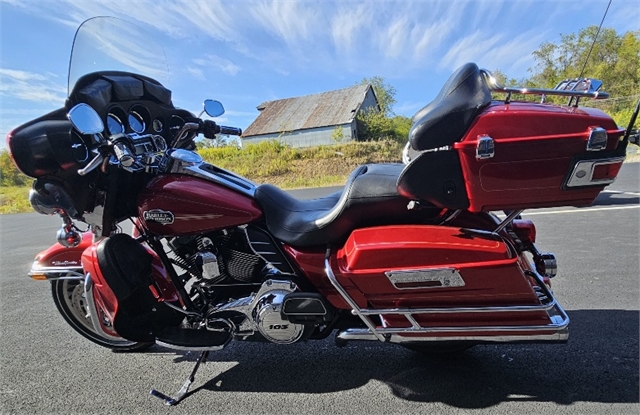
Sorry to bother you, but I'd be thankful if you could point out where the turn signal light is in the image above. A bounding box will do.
[511,219,536,244]
[29,274,48,281]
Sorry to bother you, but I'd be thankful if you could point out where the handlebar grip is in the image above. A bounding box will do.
[218,126,242,136]
[113,141,135,167]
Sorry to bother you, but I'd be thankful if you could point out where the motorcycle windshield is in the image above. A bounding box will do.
[67,17,170,95]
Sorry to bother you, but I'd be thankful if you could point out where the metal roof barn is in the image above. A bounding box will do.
[243,84,379,147]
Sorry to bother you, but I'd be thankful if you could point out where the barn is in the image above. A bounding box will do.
[242,84,379,147]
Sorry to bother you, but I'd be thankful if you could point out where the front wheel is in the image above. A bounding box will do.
[51,279,153,352]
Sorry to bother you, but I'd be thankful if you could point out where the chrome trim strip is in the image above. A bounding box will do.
[358,300,560,316]
[163,149,257,198]
[336,327,569,343]
[84,273,125,342]
[28,266,85,280]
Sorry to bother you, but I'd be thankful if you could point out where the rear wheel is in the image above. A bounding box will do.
[51,279,153,352]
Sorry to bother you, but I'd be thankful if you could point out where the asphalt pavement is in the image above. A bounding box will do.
[0,163,638,415]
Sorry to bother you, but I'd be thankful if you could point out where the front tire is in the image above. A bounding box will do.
[51,279,153,352]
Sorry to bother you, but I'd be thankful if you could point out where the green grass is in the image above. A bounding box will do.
[0,186,32,214]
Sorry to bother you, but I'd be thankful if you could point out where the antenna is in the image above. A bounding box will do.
[578,0,612,79]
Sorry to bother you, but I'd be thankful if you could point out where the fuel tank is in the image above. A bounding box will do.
[138,175,263,235]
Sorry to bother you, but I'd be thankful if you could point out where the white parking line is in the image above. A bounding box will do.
[601,190,640,196]
[523,205,640,216]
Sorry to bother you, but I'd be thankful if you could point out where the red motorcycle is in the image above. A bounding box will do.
[7,17,637,405]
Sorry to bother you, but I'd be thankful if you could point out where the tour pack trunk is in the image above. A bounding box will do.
[454,102,626,212]
[399,101,626,213]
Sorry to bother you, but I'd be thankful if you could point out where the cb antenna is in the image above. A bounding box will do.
[578,0,612,79]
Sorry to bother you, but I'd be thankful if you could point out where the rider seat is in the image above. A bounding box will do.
[254,163,440,247]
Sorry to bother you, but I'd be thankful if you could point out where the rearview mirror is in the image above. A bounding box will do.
[203,99,225,117]
[68,103,104,135]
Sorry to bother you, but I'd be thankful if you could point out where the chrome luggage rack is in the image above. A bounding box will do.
[481,69,608,106]
[324,249,569,345]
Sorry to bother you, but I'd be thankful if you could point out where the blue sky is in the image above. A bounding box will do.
[1,0,638,148]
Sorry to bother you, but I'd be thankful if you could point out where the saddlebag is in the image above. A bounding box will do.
[91,234,182,342]
[333,225,558,331]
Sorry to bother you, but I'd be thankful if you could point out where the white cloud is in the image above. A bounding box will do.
[0,68,47,82]
[193,54,241,76]
[439,30,545,76]
[0,68,66,104]
[186,67,205,81]
[249,0,317,47]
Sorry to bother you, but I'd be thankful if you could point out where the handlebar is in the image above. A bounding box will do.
[201,119,242,138]
[76,112,243,176]
[218,125,242,136]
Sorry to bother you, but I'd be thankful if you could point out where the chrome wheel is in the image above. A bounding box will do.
[51,279,152,352]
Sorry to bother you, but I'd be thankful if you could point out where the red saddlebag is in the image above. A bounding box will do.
[334,225,553,330]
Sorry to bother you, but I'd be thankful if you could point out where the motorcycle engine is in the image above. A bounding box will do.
[252,282,305,344]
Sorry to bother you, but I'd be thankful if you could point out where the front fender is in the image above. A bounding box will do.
[28,232,93,280]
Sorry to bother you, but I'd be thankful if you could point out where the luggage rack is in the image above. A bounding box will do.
[481,69,608,106]
[324,251,569,344]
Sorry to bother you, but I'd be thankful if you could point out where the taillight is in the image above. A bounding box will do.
[566,157,625,188]
[592,161,623,181]
[512,219,536,244]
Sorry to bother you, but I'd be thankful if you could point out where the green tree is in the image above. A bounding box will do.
[499,26,639,127]
[356,76,412,141]
[358,76,397,117]
[0,149,29,187]
[530,26,639,98]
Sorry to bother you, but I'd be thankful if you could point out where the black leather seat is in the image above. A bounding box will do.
[397,63,491,209]
[408,62,491,152]
[254,163,439,247]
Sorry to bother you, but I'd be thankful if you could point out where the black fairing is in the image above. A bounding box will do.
[409,62,491,151]
[68,71,172,109]
[96,234,182,342]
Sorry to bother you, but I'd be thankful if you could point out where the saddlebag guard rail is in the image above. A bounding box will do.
[324,251,569,344]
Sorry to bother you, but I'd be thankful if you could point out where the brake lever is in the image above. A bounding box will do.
[77,153,105,176]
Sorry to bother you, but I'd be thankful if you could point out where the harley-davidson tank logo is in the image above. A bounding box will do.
[143,209,175,225]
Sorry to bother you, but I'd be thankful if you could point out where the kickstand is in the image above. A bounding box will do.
[150,351,210,406]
